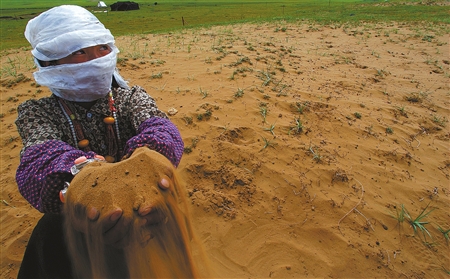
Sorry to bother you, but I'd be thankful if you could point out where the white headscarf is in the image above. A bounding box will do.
[24,5,128,101]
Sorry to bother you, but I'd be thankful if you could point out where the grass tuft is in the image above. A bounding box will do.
[392,203,435,240]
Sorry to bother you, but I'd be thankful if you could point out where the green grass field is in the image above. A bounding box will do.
[1,0,449,51]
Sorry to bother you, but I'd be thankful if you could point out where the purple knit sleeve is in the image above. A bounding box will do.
[16,140,96,213]
[123,117,184,167]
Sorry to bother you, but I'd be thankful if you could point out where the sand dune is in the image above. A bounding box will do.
[1,21,449,278]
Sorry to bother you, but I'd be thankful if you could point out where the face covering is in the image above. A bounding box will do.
[33,47,118,102]
[25,5,128,101]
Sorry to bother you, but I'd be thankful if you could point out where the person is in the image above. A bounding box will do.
[15,5,184,279]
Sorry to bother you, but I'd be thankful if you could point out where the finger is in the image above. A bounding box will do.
[103,215,132,248]
[87,207,99,221]
[94,154,105,161]
[158,177,170,190]
[136,186,159,216]
[140,208,167,227]
[74,156,87,164]
[70,204,98,232]
[101,208,123,234]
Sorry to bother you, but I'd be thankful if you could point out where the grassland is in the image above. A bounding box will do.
[1,0,449,51]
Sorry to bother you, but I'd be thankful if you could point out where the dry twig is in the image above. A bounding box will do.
[338,178,374,235]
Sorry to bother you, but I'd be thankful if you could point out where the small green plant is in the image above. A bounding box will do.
[386,127,393,134]
[289,118,303,135]
[354,112,362,119]
[375,68,388,78]
[259,69,273,86]
[259,105,268,123]
[183,116,193,125]
[294,102,308,114]
[150,72,163,79]
[437,225,450,244]
[184,137,198,154]
[261,136,276,150]
[408,203,435,240]
[263,123,276,136]
[396,106,408,117]
[229,70,237,81]
[432,115,447,127]
[392,203,435,240]
[200,87,208,99]
[405,92,426,103]
[204,109,212,120]
[234,88,244,98]
[309,146,322,163]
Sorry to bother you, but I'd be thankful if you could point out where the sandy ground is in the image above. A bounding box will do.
[1,21,449,278]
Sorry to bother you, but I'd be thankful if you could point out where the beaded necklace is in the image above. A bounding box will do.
[57,91,122,163]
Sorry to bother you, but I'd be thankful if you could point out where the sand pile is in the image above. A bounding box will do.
[1,21,449,278]
[64,147,205,278]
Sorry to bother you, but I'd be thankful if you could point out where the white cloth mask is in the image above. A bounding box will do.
[33,48,118,102]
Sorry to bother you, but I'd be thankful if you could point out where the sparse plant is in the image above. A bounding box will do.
[354,112,362,119]
[375,68,388,78]
[294,102,308,114]
[183,137,198,154]
[204,109,212,120]
[289,118,303,135]
[183,116,193,125]
[263,123,276,136]
[261,136,276,150]
[309,146,322,163]
[392,203,435,240]
[229,70,237,81]
[405,91,428,103]
[437,225,450,244]
[386,127,394,134]
[396,106,408,117]
[432,115,447,127]
[407,203,435,240]
[234,88,244,98]
[200,87,208,99]
[259,105,268,123]
[150,72,163,79]
[259,69,273,86]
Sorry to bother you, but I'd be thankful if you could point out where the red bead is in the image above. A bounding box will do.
[103,116,115,125]
[78,139,89,148]
[105,155,115,163]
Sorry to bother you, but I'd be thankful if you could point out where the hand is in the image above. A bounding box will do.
[64,148,177,248]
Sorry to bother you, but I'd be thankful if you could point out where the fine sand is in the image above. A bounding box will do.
[64,147,203,278]
[1,21,449,278]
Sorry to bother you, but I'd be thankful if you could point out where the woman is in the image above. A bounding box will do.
[15,5,184,278]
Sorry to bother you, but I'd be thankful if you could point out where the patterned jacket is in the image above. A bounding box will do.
[15,85,184,213]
